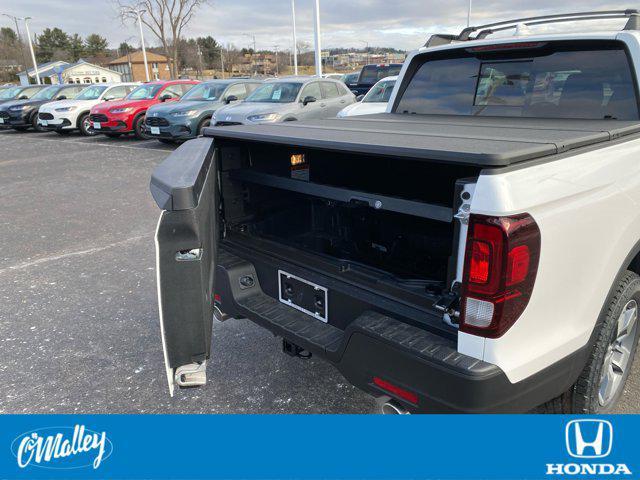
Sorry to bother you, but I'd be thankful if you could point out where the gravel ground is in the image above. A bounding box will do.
[0,128,637,414]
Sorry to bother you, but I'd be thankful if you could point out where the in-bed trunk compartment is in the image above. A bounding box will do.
[216,137,481,334]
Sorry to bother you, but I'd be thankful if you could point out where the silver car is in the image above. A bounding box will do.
[212,76,355,125]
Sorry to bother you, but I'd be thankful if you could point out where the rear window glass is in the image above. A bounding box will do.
[395,42,639,120]
[359,65,402,84]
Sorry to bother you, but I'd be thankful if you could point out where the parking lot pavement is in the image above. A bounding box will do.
[1,129,638,414]
[0,129,377,414]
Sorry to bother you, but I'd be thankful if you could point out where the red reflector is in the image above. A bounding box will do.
[470,240,491,283]
[468,42,546,52]
[506,245,530,286]
[214,293,221,302]
[373,377,418,404]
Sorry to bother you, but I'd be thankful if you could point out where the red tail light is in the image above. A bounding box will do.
[459,213,541,338]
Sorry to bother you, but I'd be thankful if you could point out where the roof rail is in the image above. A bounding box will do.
[425,9,640,46]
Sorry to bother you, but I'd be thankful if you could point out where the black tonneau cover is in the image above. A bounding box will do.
[203,113,640,167]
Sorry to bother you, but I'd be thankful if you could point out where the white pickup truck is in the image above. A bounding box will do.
[150,10,640,413]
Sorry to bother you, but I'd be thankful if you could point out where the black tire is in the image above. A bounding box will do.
[538,270,640,413]
[78,113,95,136]
[196,117,211,136]
[31,112,44,132]
[104,133,122,138]
[133,114,148,139]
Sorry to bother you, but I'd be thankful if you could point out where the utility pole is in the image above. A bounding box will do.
[134,8,150,81]
[312,0,322,77]
[291,0,298,75]
[242,34,257,75]
[273,45,279,76]
[359,40,369,65]
[196,44,204,79]
[2,14,28,76]
[219,47,225,79]
[23,17,40,84]
[467,0,472,27]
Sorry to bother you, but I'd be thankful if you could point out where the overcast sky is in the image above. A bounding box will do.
[1,0,630,52]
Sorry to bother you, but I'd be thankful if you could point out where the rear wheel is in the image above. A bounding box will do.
[196,117,211,136]
[538,270,640,413]
[78,113,95,136]
[133,114,148,139]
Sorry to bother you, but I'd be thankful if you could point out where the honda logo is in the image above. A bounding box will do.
[565,420,613,459]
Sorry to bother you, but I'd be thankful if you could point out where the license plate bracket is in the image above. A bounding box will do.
[278,270,328,323]
[150,126,160,135]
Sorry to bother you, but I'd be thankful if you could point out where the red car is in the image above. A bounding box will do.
[89,80,199,139]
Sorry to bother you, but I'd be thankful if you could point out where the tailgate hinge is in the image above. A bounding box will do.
[175,361,207,388]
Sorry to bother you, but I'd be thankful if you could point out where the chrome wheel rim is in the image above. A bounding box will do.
[83,117,94,134]
[598,299,638,406]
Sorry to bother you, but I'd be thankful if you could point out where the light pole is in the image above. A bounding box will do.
[2,13,28,76]
[467,0,472,27]
[312,0,322,77]
[133,8,150,81]
[23,17,40,84]
[291,0,298,75]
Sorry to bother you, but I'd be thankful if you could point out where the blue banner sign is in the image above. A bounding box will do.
[0,415,637,479]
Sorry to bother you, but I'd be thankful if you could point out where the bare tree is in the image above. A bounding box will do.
[116,0,208,78]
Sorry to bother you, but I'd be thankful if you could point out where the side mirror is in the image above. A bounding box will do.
[18,95,28,100]
[302,95,316,106]
[56,95,67,100]
[225,95,238,104]
[159,94,172,102]
[356,95,365,102]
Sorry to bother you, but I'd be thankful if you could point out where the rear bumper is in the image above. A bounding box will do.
[215,245,588,413]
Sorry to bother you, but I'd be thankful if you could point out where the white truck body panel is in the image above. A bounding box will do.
[438,30,640,382]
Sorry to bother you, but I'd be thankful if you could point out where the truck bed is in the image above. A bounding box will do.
[204,113,640,167]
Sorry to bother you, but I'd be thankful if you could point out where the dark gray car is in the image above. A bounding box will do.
[213,77,355,125]
[0,84,86,131]
[0,85,48,106]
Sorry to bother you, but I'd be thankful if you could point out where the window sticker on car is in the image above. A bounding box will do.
[272,89,282,100]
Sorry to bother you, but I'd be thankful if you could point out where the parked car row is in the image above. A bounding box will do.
[1,68,403,143]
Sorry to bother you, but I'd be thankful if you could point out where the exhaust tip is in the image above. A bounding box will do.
[381,400,410,415]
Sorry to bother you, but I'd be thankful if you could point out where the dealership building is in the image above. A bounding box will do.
[18,60,123,86]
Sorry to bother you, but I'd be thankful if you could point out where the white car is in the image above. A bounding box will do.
[337,76,397,117]
[38,83,138,136]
